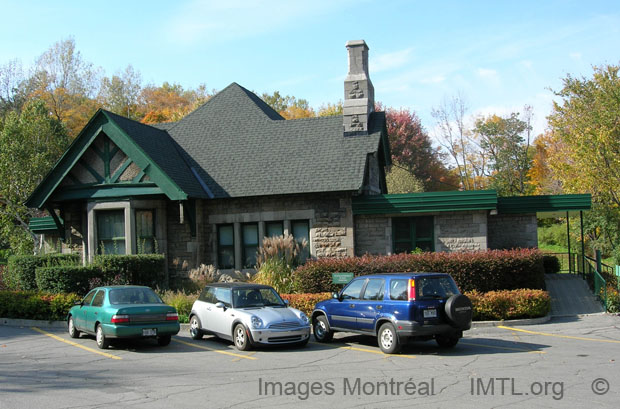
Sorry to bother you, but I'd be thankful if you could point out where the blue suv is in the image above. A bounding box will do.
[312,273,473,354]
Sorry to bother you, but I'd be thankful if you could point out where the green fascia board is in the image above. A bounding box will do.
[497,194,592,214]
[352,190,498,215]
[25,110,188,209]
[51,183,164,201]
[28,216,64,234]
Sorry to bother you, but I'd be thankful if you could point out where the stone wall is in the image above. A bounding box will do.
[435,211,488,252]
[165,192,355,278]
[354,215,391,256]
[488,213,538,249]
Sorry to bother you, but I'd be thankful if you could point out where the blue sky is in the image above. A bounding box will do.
[1,0,619,137]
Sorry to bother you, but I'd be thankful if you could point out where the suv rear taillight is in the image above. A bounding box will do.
[166,312,179,321]
[111,314,130,323]
[408,279,416,301]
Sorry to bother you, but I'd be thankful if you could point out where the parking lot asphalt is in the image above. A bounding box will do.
[1,314,619,409]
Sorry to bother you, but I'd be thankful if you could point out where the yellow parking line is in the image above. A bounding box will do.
[460,341,545,354]
[498,325,620,344]
[173,338,257,360]
[310,341,416,359]
[31,327,122,360]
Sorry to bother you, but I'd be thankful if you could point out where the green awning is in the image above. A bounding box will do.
[497,194,591,217]
[29,216,64,234]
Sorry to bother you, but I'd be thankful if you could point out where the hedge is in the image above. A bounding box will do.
[280,293,332,316]
[465,289,550,320]
[5,254,80,290]
[542,255,561,274]
[293,249,546,294]
[35,265,100,294]
[93,254,166,288]
[0,290,81,321]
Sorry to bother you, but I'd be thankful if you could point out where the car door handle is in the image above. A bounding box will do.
[349,304,355,308]
[376,305,382,310]
[206,307,211,311]
[94,312,97,315]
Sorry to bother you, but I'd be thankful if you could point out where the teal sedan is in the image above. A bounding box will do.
[67,285,180,349]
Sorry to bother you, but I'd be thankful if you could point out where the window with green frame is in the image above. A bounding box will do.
[217,224,235,269]
[242,223,259,268]
[97,209,126,255]
[135,209,155,254]
[392,216,434,253]
[291,220,310,263]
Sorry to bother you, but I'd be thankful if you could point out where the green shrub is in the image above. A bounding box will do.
[542,255,561,274]
[5,254,80,290]
[0,290,80,320]
[35,266,100,294]
[466,289,550,320]
[159,290,198,323]
[93,254,166,288]
[280,293,332,316]
[293,249,546,294]
[606,287,620,313]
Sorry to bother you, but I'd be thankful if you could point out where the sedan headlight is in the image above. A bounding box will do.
[299,312,309,325]
[251,315,263,329]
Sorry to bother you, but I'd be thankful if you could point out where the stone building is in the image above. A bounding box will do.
[26,40,591,284]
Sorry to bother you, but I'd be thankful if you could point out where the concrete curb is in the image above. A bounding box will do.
[1,317,67,329]
[471,314,551,328]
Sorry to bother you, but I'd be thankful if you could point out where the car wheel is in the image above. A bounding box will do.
[68,316,80,339]
[313,315,333,342]
[233,324,252,351]
[157,335,172,346]
[378,322,400,354]
[96,324,110,350]
[189,315,203,340]
[436,334,460,348]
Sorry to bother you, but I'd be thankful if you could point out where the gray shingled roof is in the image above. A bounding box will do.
[102,110,210,198]
[161,82,387,198]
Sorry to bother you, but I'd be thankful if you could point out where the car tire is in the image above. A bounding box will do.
[378,322,400,354]
[233,324,252,351]
[435,334,460,348]
[68,316,80,339]
[96,324,110,350]
[189,315,203,340]
[157,335,172,346]
[313,315,333,343]
[444,294,473,329]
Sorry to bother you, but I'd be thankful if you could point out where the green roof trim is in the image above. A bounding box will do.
[352,190,498,215]
[29,216,63,234]
[497,194,592,215]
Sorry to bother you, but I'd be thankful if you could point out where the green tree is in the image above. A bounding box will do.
[0,100,69,253]
[261,91,314,119]
[473,109,533,196]
[386,162,424,194]
[100,65,143,119]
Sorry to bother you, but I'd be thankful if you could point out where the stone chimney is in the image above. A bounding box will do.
[343,40,374,135]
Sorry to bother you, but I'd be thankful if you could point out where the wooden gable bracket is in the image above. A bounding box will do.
[44,205,65,241]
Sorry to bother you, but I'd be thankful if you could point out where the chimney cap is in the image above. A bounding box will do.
[346,40,368,48]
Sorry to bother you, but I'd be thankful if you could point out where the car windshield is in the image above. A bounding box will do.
[109,288,163,305]
[232,287,285,308]
[416,277,459,299]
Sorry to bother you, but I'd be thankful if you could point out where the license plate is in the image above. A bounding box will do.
[143,328,157,336]
[423,309,437,318]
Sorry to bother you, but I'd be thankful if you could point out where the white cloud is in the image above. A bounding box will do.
[420,75,446,84]
[371,47,414,73]
[569,51,582,60]
[477,68,498,79]
[520,60,533,69]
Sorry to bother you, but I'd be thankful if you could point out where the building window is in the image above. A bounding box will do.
[135,209,155,254]
[97,209,125,254]
[392,216,434,253]
[291,220,310,262]
[242,223,259,268]
[217,224,235,269]
[265,221,284,238]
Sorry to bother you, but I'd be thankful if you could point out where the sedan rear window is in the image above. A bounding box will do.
[109,288,163,305]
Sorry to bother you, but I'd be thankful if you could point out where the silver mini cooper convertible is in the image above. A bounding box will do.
[189,283,311,350]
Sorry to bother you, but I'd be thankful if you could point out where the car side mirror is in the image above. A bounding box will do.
[332,292,340,301]
[215,302,225,309]
[74,301,83,306]
[283,300,290,306]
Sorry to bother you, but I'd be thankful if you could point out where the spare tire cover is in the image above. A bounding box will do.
[444,294,473,329]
